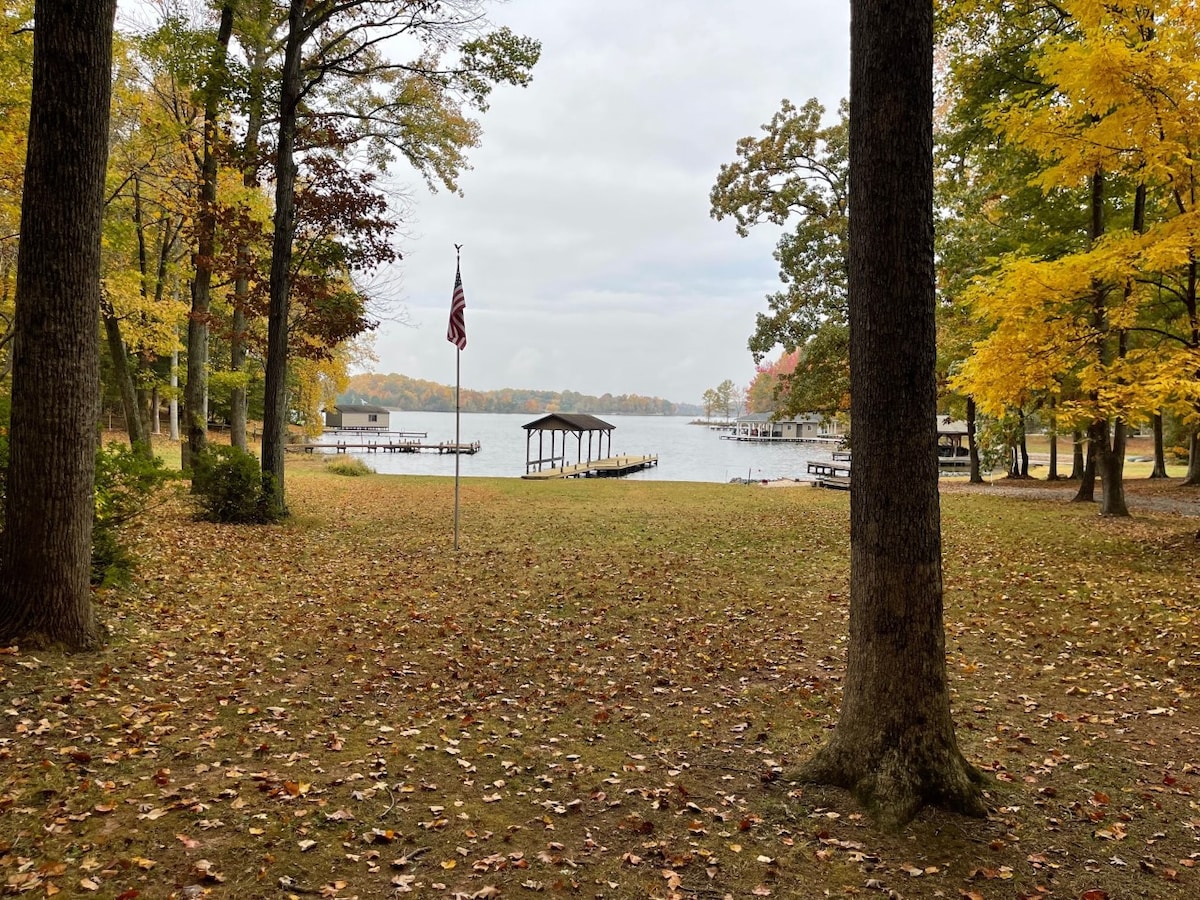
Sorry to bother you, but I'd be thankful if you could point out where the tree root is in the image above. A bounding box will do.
[797,738,986,831]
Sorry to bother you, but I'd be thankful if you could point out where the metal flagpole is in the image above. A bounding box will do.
[454,341,461,550]
[452,244,464,551]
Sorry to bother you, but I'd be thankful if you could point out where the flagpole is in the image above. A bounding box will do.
[452,244,464,551]
[454,341,461,551]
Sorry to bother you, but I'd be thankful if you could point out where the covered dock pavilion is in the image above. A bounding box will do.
[521,413,656,479]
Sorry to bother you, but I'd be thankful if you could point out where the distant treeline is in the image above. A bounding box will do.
[343,372,701,416]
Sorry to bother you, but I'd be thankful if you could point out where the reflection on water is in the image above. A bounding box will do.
[310,412,838,484]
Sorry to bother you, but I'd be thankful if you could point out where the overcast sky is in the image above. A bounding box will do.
[370,1,850,406]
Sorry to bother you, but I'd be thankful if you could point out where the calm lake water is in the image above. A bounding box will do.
[311,412,837,483]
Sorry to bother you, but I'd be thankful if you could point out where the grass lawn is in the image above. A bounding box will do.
[2,454,1198,899]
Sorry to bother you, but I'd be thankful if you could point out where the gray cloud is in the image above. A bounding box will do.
[371,0,849,405]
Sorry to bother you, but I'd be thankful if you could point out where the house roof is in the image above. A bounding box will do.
[522,413,614,433]
[334,403,390,415]
[936,417,969,436]
[736,412,822,424]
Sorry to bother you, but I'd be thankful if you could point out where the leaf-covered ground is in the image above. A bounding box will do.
[2,458,1198,899]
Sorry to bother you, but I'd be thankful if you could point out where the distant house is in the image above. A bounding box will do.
[936,416,970,458]
[324,403,391,431]
[731,413,841,442]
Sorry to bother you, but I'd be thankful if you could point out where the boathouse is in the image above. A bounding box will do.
[936,417,970,460]
[522,413,614,474]
[730,412,840,441]
[324,403,391,431]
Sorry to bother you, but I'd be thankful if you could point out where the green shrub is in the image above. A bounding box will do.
[191,445,278,524]
[326,457,374,476]
[0,419,168,586]
[93,443,175,587]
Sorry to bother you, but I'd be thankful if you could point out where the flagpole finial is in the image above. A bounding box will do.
[454,243,463,260]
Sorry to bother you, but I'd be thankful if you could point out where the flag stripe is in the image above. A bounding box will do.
[447,262,467,350]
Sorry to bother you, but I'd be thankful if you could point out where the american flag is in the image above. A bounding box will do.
[447,260,467,350]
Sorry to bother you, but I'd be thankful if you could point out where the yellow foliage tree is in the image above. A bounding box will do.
[100,38,196,450]
[0,2,34,376]
[954,0,1200,500]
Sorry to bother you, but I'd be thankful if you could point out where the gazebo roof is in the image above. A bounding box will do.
[936,416,969,436]
[523,413,614,433]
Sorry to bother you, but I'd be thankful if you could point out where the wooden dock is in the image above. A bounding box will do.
[806,460,852,478]
[323,428,428,438]
[813,475,851,491]
[522,455,658,480]
[290,439,481,455]
[720,434,840,444]
[807,459,852,491]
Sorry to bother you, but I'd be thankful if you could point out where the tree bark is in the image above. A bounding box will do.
[231,20,268,453]
[1018,410,1029,477]
[1070,429,1084,479]
[0,0,116,650]
[967,396,982,484]
[1097,418,1129,516]
[169,340,180,441]
[183,7,234,471]
[797,0,984,829]
[1090,187,1143,510]
[1073,428,1098,502]
[1150,413,1168,479]
[102,308,150,455]
[261,0,307,517]
[1185,429,1199,486]
[1074,170,1128,510]
[229,305,249,451]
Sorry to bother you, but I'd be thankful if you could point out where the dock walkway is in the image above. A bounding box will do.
[806,460,852,479]
[290,439,481,455]
[807,458,852,491]
[720,434,840,444]
[522,455,658,480]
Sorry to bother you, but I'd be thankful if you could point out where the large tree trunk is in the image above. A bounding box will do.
[183,8,234,471]
[261,0,306,517]
[797,0,984,829]
[1073,427,1098,502]
[0,0,116,650]
[1150,413,1168,479]
[230,23,268,453]
[1070,429,1084,479]
[1090,189,1141,514]
[1185,429,1199,486]
[967,396,982,484]
[1097,418,1129,516]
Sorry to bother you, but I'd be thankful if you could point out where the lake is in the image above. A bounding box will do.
[310,412,838,483]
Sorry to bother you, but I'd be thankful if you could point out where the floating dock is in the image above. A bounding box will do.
[807,459,852,490]
[522,455,658,480]
[290,439,481,455]
[720,434,840,444]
